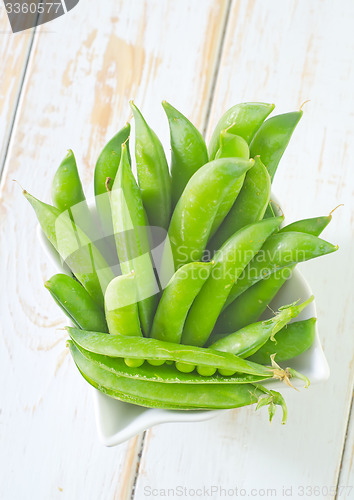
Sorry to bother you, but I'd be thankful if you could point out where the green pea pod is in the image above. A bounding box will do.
[209,133,250,238]
[24,191,113,307]
[216,215,332,333]
[208,156,271,252]
[45,274,108,332]
[104,273,142,336]
[209,297,313,357]
[67,327,273,377]
[181,216,283,347]
[168,157,254,269]
[208,102,274,160]
[215,132,250,160]
[110,143,158,336]
[250,111,303,181]
[249,318,317,364]
[52,150,86,212]
[130,102,171,229]
[93,124,131,230]
[223,231,338,309]
[73,341,270,384]
[150,261,213,343]
[162,101,208,208]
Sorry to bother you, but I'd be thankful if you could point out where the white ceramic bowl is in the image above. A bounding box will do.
[38,220,329,447]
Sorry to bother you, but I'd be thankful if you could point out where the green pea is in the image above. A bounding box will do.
[124,358,145,368]
[130,102,171,229]
[168,157,254,269]
[162,101,208,208]
[181,216,283,347]
[218,369,237,376]
[175,362,195,373]
[147,359,165,366]
[197,365,217,377]
[104,273,142,336]
[150,261,213,343]
[208,102,274,160]
[45,274,108,332]
[209,156,271,252]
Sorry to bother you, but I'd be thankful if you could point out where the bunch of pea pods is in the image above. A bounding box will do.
[25,101,338,423]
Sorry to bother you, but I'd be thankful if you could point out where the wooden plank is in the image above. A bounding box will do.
[0,9,35,172]
[0,1,228,498]
[134,1,354,498]
[337,394,354,496]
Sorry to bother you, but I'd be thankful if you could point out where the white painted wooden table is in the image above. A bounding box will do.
[0,1,353,499]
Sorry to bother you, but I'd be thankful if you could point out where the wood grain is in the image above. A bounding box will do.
[0,1,228,498]
[135,1,354,498]
[0,9,35,172]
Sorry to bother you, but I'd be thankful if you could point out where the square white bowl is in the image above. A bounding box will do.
[38,222,329,447]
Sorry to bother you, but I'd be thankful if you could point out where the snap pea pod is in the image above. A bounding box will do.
[168,158,254,269]
[104,273,142,336]
[209,133,250,238]
[51,150,86,212]
[45,274,108,332]
[162,101,208,208]
[131,102,171,229]
[250,111,303,181]
[72,341,270,384]
[67,327,273,377]
[24,191,113,307]
[69,342,286,415]
[208,102,274,160]
[181,216,283,347]
[223,232,338,309]
[208,156,271,252]
[216,215,331,333]
[94,124,131,237]
[249,318,317,364]
[150,261,213,343]
[110,143,158,336]
[209,297,313,358]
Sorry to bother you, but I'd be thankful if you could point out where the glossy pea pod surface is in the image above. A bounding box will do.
[181,216,283,347]
[162,101,208,208]
[168,157,254,269]
[131,102,171,229]
[45,274,108,332]
[216,215,333,333]
[208,102,275,160]
[51,150,86,212]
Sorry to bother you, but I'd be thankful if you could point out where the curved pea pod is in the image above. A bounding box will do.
[45,274,108,332]
[52,150,86,212]
[168,157,254,269]
[249,318,317,364]
[93,124,131,230]
[104,273,142,336]
[162,101,208,208]
[67,327,273,377]
[110,143,158,336]
[208,102,274,160]
[250,111,303,181]
[209,297,314,358]
[69,342,287,420]
[208,156,271,252]
[24,191,113,307]
[150,261,213,343]
[130,102,171,229]
[209,133,250,238]
[216,214,332,333]
[181,217,283,347]
[72,341,269,384]
[224,231,338,308]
